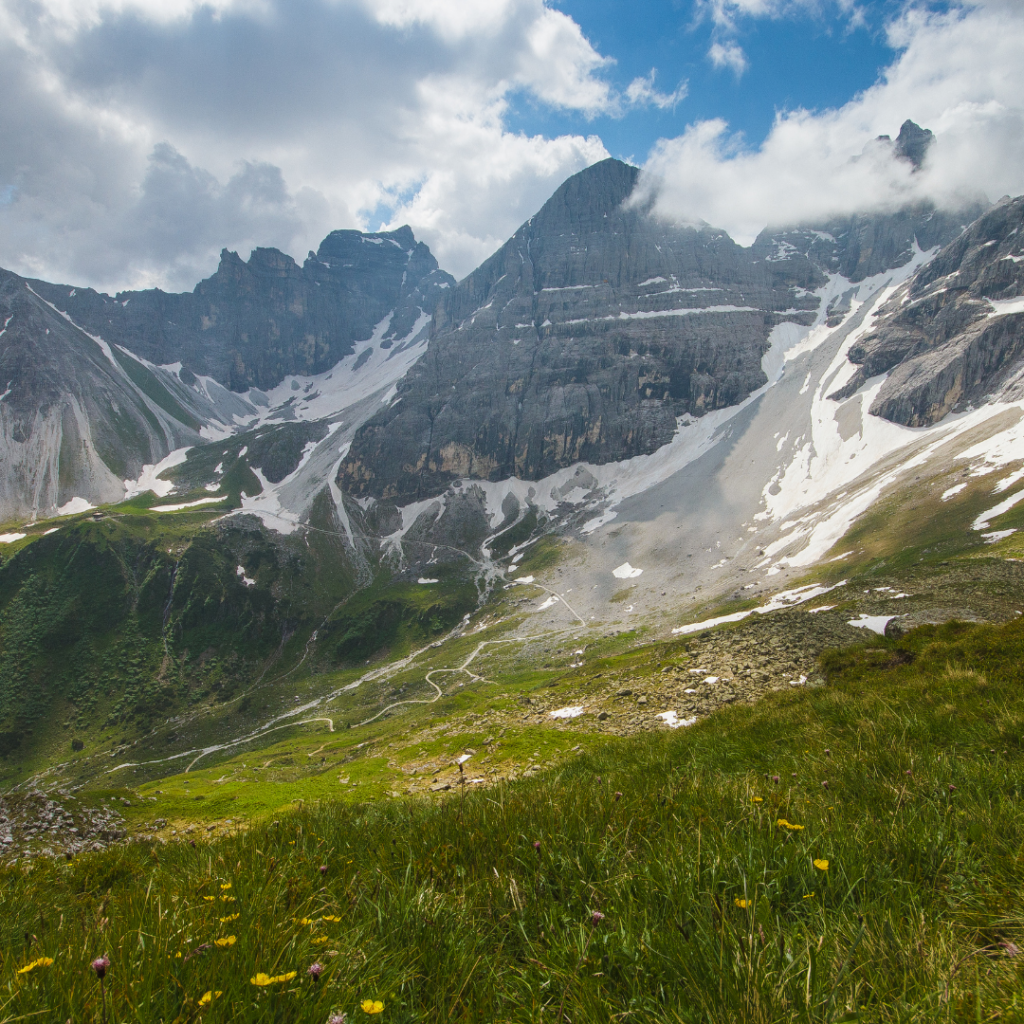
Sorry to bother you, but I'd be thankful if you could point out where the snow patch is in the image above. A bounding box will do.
[151,496,223,512]
[57,497,94,516]
[0,532,26,543]
[994,467,1024,494]
[612,562,643,579]
[124,447,191,499]
[972,486,1024,531]
[550,706,585,719]
[657,711,697,729]
[847,614,895,635]
[236,565,256,586]
[982,529,1016,543]
[671,581,846,635]
[563,305,759,326]
[987,297,1024,318]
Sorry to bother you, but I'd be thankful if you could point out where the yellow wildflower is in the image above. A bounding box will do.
[803,893,816,899]
[321,915,342,922]
[814,858,829,871]
[251,971,297,986]
[299,917,315,926]
[17,957,54,975]
[203,896,216,902]
[175,952,183,958]
[361,999,385,1014]
[777,819,805,831]
[214,936,237,947]
[220,913,240,923]
[734,898,751,909]
[751,797,763,803]
[220,895,236,903]
[198,990,223,1006]
[313,936,330,945]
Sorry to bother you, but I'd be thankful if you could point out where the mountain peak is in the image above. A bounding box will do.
[532,158,640,233]
[894,120,933,169]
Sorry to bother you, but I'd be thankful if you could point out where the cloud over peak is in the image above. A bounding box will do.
[644,0,1024,243]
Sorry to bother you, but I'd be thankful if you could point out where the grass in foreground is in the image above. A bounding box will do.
[3,618,1024,1023]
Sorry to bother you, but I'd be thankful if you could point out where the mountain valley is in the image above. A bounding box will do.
[2,136,1024,1024]
[0,139,1022,845]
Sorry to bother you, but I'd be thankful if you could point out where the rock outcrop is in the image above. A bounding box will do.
[28,226,454,391]
[0,269,205,519]
[340,159,826,502]
[832,195,1024,425]
[339,157,978,503]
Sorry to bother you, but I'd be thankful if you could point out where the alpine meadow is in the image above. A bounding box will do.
[1,1,1024,1021]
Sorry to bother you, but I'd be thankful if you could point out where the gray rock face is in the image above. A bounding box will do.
[28,226,454,392]
[752,203,979,286]
[0,139,999,530]
[340,159,826,502]
[893,119,934,169]
[0,226,452,520]
[339,157,979,503]
[0,269,203,519]
[832,195,1024,425]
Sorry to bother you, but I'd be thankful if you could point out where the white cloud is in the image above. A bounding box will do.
[643,0,1024,243]
[707,41,748,77]
[361,0,521,40]
[625,70,688,111]
[516,6,614,114]
[7,0,268,33]
[696,0,865,79]
[371,75,608,274]
[0,0,614,290]
[695,0,864,34]
[362,0,617,114]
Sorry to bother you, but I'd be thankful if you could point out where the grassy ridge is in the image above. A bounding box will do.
[3,617,1024,1022]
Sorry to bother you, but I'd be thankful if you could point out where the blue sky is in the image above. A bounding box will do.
[0,0,1018,290]
[513,0,905,161]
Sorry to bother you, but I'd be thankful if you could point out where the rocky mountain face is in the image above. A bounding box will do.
[832,194,1024,424]
[339,156,977,504]
[6,139,1024,794]
[29,226,454,391]
[0,270,209,520]
[0,141,1002,538]
[0,227,451,521]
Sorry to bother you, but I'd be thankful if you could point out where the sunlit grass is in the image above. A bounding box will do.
[3,617,1024,1022]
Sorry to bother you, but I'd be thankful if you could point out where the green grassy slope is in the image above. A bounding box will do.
[0,491,495,788]
[0,501,358,783]
[3,616,1024,1022]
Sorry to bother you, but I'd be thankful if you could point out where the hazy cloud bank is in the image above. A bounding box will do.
[645,0,1024,241]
